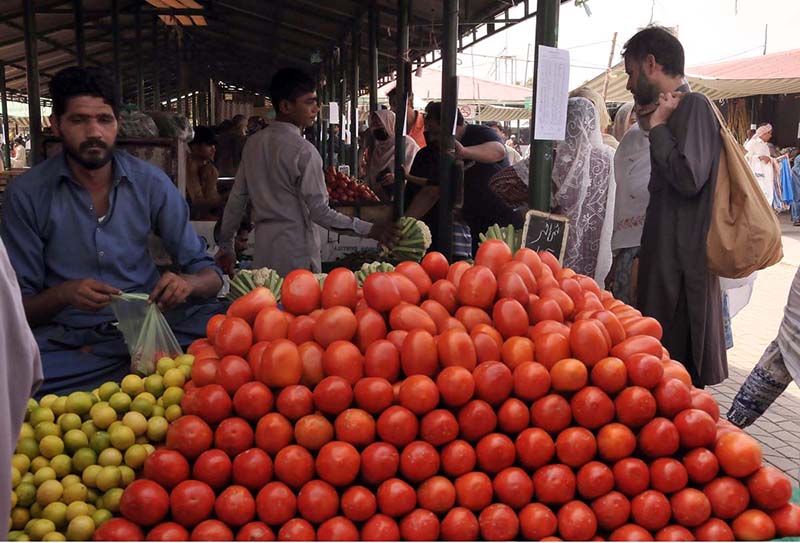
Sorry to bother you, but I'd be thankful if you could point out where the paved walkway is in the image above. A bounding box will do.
[708,213,800,486]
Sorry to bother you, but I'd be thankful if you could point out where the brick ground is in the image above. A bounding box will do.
[707,213,800,485]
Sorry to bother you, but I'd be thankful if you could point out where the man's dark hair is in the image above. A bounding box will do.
[484,121,500,129]
[622,26,685,77]
[48,66,120,118]
[424,102,464,126]
[387,88,413,101]
[269,68,316,109]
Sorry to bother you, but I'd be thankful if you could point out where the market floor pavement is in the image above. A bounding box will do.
[708,213,800,486]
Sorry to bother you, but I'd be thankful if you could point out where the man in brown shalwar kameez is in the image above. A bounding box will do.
[623,27,727,387]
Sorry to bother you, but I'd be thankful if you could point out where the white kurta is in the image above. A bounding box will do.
[744,137,774,205]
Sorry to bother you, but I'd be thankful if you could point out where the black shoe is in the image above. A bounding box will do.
[794,221,800,226]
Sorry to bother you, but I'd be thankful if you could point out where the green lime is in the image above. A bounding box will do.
[29,407,55,427]
[66,515,95,542]
[50,398,67,418]
[146,416,168,442]
[33,466,57,486]
[60,474,81,488]
[121,412,147,437]
[62,482,88,504]
[65,392,94,417]
[162,368,186,389]
[71,448,97,473]
[39,435,65,459]
[40,502,68,530]
[58,413,82,433]
[38,395,58,410]
[97,382,120,402]
[11,489,18,508]
[16,482,36,508]
[90,508,112,529]
[120,375,144,397]
[30,502,43,518]
[80,421,97,441]
[152,405,166,418]
[91,405,117,431]
[94,466,121,492]
[12,466,22,487]
[130,397,153,417]
[156,357,177,375]
[165,404,182,422]
[10,506,31,529]
[142,444,155,455]
[180,364,193,380]
[175,353,195,366]
[97,448,122,467]
[86,488,99,505]
[42,533,66,542]
[63,429,89,455]
[21,472,35,485]
[12,453,31,474]
[19,422,35,441]
[118,465,135,487]
[48,454,72,478]
[161,386,184,408]
[144,374,165,397]
[108,425,135,451]
[7,530,28,542]
[34,422,61,441]
[80,465,102,488]
[107,392,131,415]
[65,501,90,522]
[102,488,123,514]
[123,444,148,469]
[36,480,63,506]
[16,437,39,459]
[28,518,56,540]
[30,456,50,472]
[89,431,110,454]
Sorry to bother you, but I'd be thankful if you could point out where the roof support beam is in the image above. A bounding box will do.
[23,0,43,165]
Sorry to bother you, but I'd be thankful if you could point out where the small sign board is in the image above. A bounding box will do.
[521,209,570,263]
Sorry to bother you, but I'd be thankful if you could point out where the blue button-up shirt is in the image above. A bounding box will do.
[1,150,220,329]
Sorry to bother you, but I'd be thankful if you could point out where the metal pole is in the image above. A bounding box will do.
[528,0,559,211]
[393,0,410,216]
[368,1,379,113]
[438,0,458,259]
[350,31,360,176]
[112,0,122,103]
[321,64,328,167]
[135,6,144,110]
[0,65,10,170]
[22,0,42,166]
[339,54,346,167]
[328,58,336,167]
[176,32,183,115]
[152,17,160,110]
[73,0,85,67]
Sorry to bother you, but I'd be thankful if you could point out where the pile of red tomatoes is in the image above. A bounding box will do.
[107,241,800,541]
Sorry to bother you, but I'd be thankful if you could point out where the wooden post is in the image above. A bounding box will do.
[22,0,42,165]
[601,32,618,101]
[393,0,410,216]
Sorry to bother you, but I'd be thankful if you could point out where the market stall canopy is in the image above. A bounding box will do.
[0,0,553,104]
[379,69,532,105]
[578,48,800,102]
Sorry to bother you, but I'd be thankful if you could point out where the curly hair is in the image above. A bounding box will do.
[48,66,119,118]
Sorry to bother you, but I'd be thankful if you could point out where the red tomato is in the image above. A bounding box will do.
[592,310,627,346]
[312,376,353,416]
[439,507,479,541]
[770,504,800,537]
[534,333,571,369]
[531,393,572,435]
[530,297,565,324]
[166,415,213,460]
[611,334,663,362]
[191,357,219,388]
[215,485,256,527]
[429,279,459,314]
[472,361,513,406]
[475,239,512,275]
[624,316,664,340]
[654,378,692,418]
[360,442,400,485]
[215,317,253,358]
[497,397,530,434]
[274,445,315,489]
[514,247,544,275]
[363,273,402,312]
[247,341,270,377]
[296,479,339,524]
[377,478,417,518]
[253,307,289,343]
[692,518,735,541]
[479,503,519,541]
[550,358,589,392]
[317,516,359,541]
[400,329,438,376]
[458,266,498,309]
[340,486,377,522]
[322,268,358,309]
[440,440,477,477]
[387,330,409,352]
[592,491,631,532]
[254,412,293,455]
[534,464,577,505]
[255,482,296,526]
[421,299,451,329]
[214,417,255,457]
[596,423,637,462]
[569,320,610,367]
[609,524,655,541]
[207,314,226,344]
[420,252,449,281]
[389,303,437,334]
[399,509,440,541]
[314,307,358,348]
[397,375,438,415]
[147,522,189,541]
[577,461,615,500]
[315,441,360,487]
[673,408,716,449]
[638,417,680,459]
[281,270,321,315]
[276,519,314,541]
[192,450,232,491]
[684,447,720,485]
[395,261,433,297]
[233,382,273,422]
[512,362,551,402]
[498,270,532,306]
[235,522,274,542]
[288,316,316,345]
[194,384,233,425]
[376,405,419,447]
[143,449,190,490]
[276,385,314,421]
[232,448,274,492]
[417,476,456,513]
[438,329,477,371]
[555,427,597,468]
[120,479,169,527]
[355,308,388,353]
[95,518,144,541]
[399,441,440,483]
[747,465,792,510]
[515,428,555,470]
[455,306,493,332]
[571,386,615,429]
[361,514,401,541]
[364,340,400,381]
[614,386,657,428]
[670,488,711,528]
[625,353,664,389]
[715,431,762,478]
[420,409,459,446]
[260,339,302,388]
[322,340,364,384]
[454,471,493,511]
[493,467,534,509]
[353,377,394,414]
[655,525,695,541]
[388,272,421,305]
[500,336,535,369]
[649,458,689,494]
[473,332,502,364]
[631,490,671,531]
[458,399,498,442]
[334,408,376,447]
[732,510,776,541]
[520,503,558,540]
[613,458,650,497]
[558,500,598,541]
[475,433,515,474]
[294,414,334,451]
[492,297,529,339]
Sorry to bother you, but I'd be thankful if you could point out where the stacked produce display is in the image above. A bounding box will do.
[9,239,800,541]
[324,167,380,204]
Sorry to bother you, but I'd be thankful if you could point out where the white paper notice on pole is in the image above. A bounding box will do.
[534,45,570,141]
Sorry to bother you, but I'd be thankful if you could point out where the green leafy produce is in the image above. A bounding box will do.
[479,223,522,254]
[381,217,432,263]
[226,268,283,302]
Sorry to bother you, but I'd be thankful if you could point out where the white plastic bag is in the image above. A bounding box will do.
[111,293,182,375]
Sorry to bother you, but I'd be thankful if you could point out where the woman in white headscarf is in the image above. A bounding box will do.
[744,123,775,206]
[552,97,616,284]
[364,110,420,202]
[611,102,636,147]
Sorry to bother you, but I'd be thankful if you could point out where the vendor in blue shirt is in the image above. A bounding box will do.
[1,66,224,396]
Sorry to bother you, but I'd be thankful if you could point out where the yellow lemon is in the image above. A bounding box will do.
[16,437,39,460]
[91,406,118,430]
[71,448,97,473]
[80,465,102,488]
[35,479,63,506]
[146,416,168,442]
[109,425,135,451]
[61,482,88,504]
[121,412,148,437]
[144,374,165,398]
[102,488,124,514]
[40,502,68,530]
[97,382,120,402]
[29,408,55,427]
[79,421,98,441]
[39,436,64,459]
[28,518,56,540]
[34,422,61,441]
[123,444,148,470]
[175,353,195,366]
[58,413,82,433]
[65,515,95,542]
[118,466,135,488]
[90,508,112,529]
[165,404,182,422]
[65,392,94,417]
[97,448,122,467]
[162,368,186,389]
[42,532,66,542]
[65,501,91,522]
[94,466,121,493]
[108,392,132,415]
[63,429,89,455]
[33,466,57,486]
[120,375,144,397]
[50,398,67,418]
[48,454,72,478]
[30,456,50,473]
[156,356,177,375]
[12,453,31,474]
[60,475,81,488]
[11,466,21,487]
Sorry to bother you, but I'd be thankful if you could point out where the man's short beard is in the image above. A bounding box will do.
[633,72,660,106]
[64,139,114,170]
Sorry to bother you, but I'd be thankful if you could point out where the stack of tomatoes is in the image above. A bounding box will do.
[111,241,800,541]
